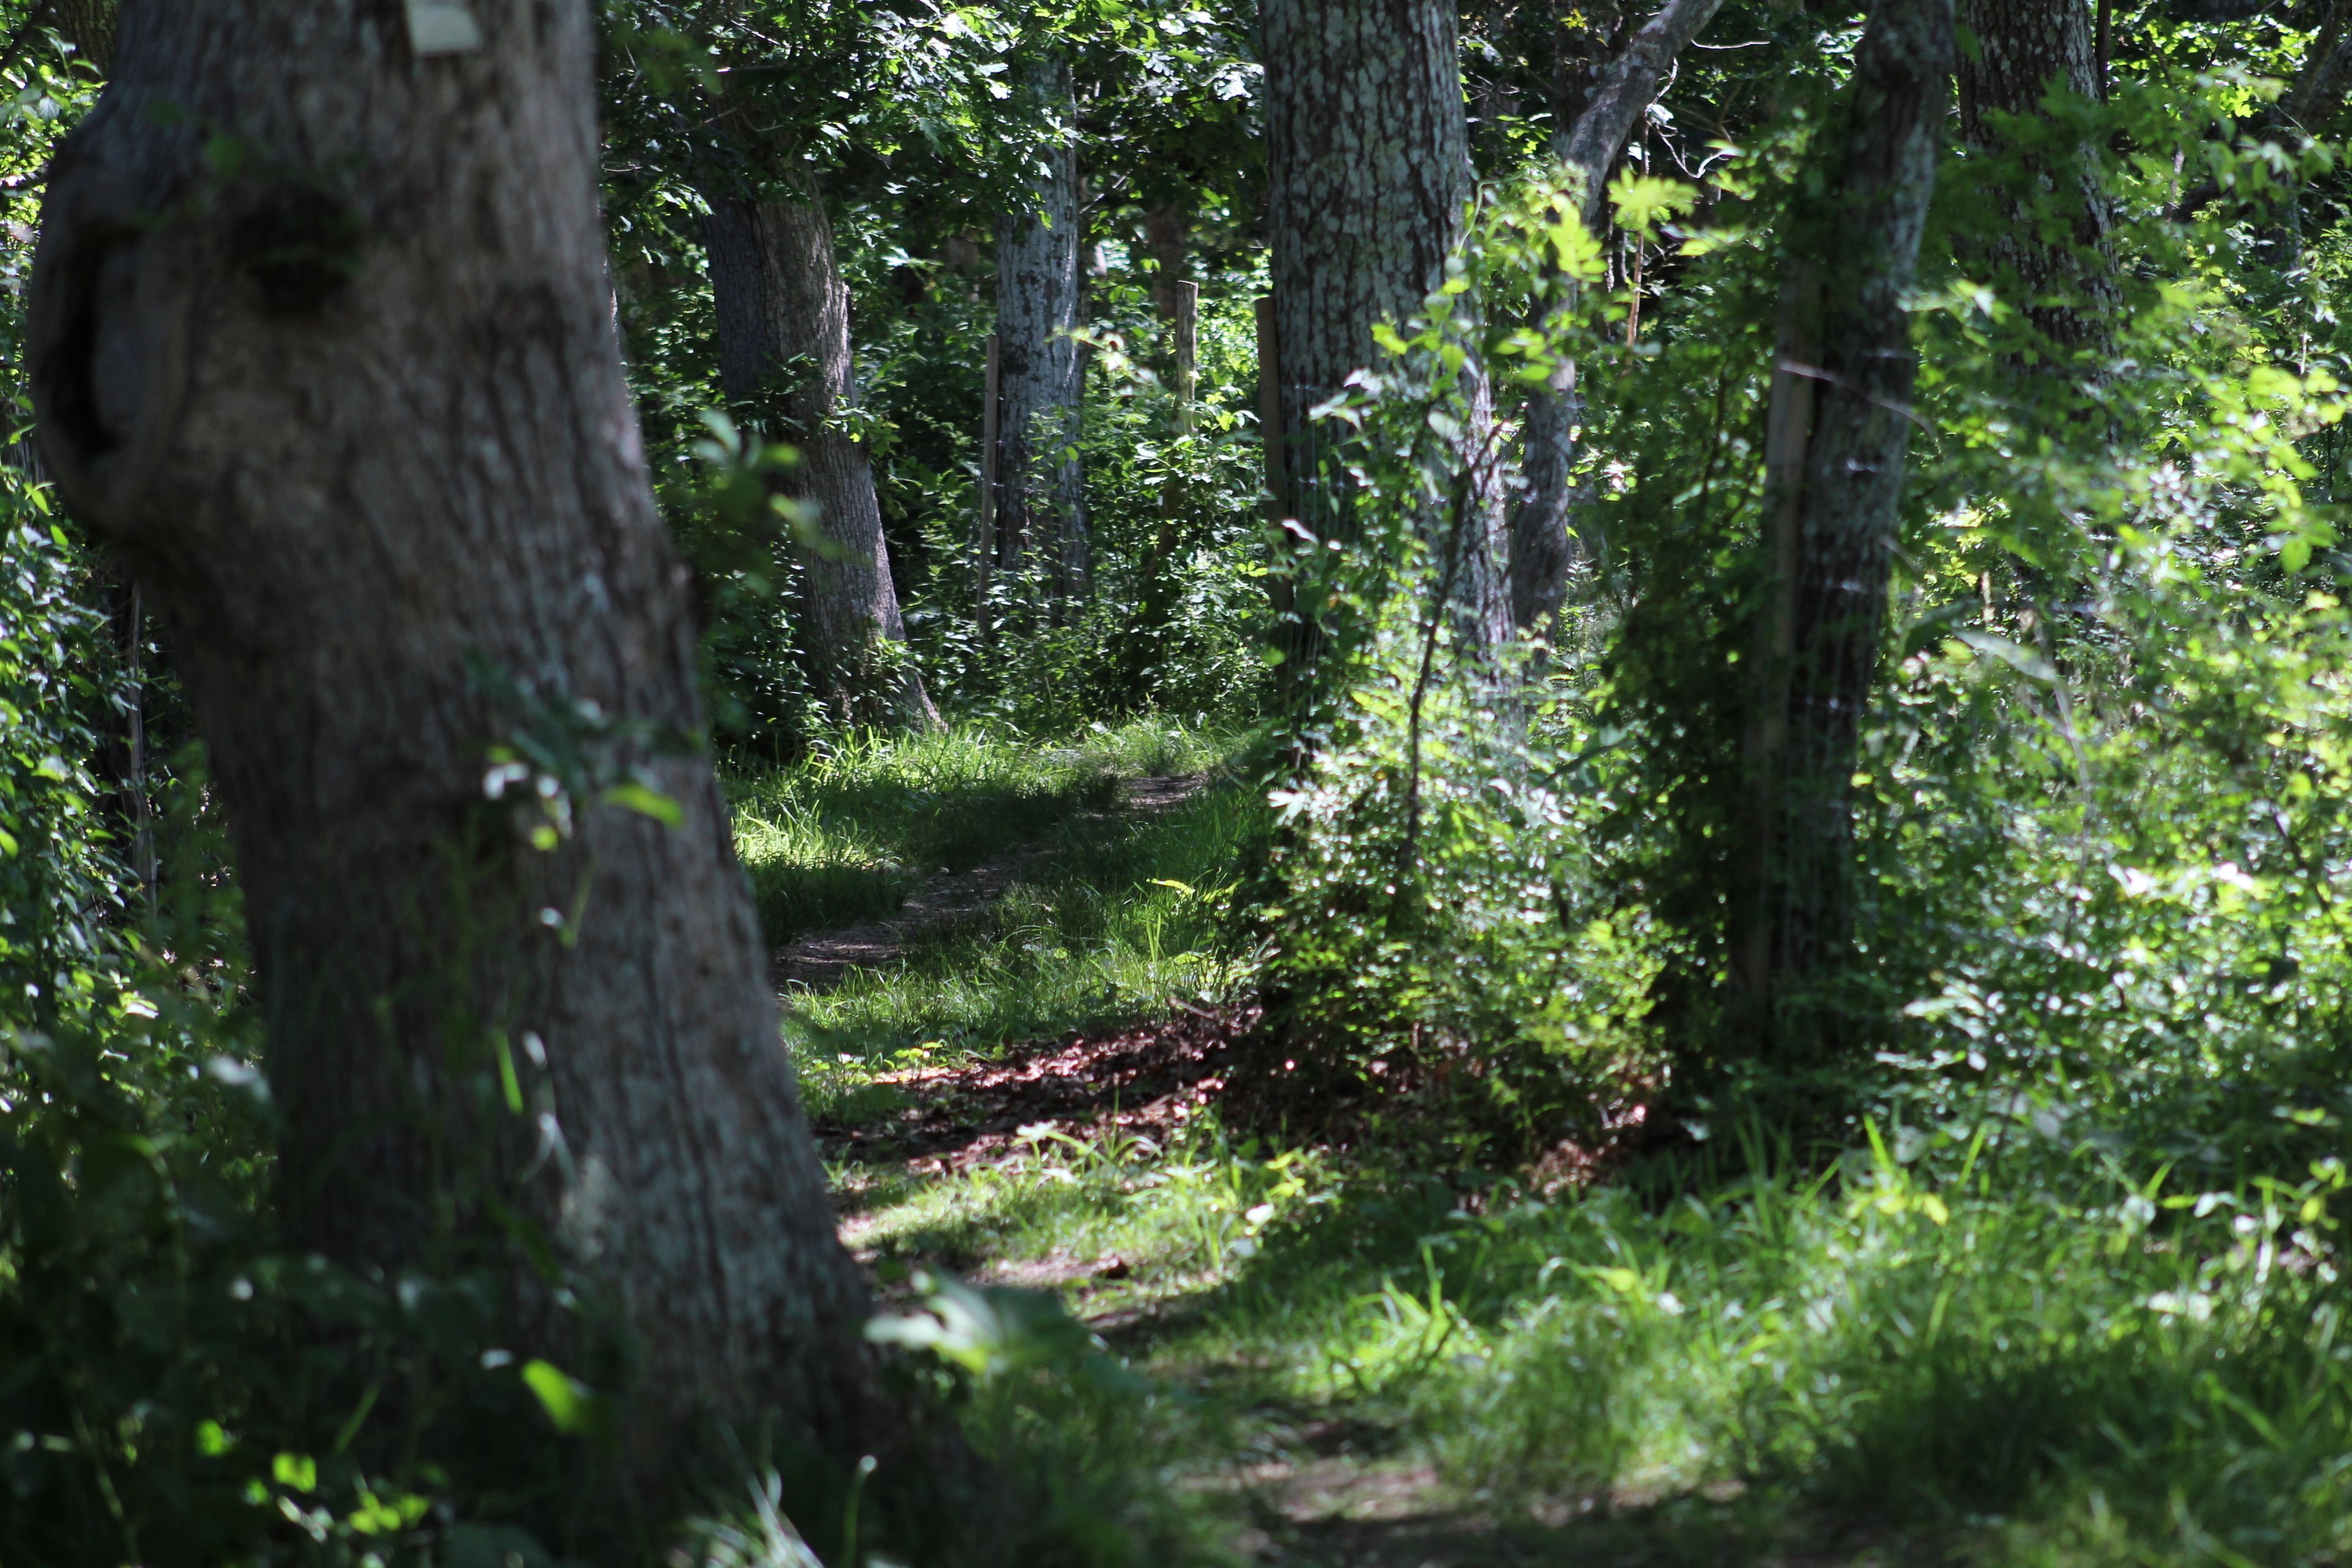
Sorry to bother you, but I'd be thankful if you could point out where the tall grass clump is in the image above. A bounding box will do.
[1210,1123,2352,1562]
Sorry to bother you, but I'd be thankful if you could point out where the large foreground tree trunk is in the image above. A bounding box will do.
[704,184,941,731]
[992,51,1087,605]
[1509,0,1725,633]
[30,0,978,1545]
[1261,0,1505,684]
[1733,0,1953,1054]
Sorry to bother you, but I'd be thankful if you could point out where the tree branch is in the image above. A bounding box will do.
[1557,0,1728,228]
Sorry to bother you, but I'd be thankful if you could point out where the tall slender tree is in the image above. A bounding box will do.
[30,0,984,1544]
[1143,202,1189,325]
[703,176,942,730]
[0,0,116,75]
[1509,0,1727,633]
[1259,0,1503,694]
[2282,1,2352,131]
[1954,0,2115,358]
[1735,0,1954,1051]
[992,50,1088,605]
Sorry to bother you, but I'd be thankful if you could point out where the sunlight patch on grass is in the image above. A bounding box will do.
[783,783,1256,1093]
[728,715,1238,945]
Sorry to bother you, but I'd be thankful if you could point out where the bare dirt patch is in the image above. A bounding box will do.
[812,1000,1257,1172]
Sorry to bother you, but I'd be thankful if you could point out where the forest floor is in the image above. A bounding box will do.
[809,1005,1928,1567]
[739,723,1908,1567]
[734,721,2315,1568]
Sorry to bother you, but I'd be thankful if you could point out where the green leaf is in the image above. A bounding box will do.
[600,782,684,827]
[494,1032,524,1115]
[1607,170,1697,238]
[520,1360,612,1443]
[1954,629,2059,684]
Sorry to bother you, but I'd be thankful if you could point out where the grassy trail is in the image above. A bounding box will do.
[733,723,2352,1568]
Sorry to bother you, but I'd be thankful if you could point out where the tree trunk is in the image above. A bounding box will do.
[1954,0,2116,356]
[703,186,941,731]
[1261,0,1506,679]
[1735,0,1953,1053]
[1509,0,1725,634]
[1144,202,1188,325]
[1126,279,1198,696]
[53,0,114,72]
[30,0,978,1544]
[2283,1,2352,129]
[2171,13,2352,222]
[992,51,1087,604]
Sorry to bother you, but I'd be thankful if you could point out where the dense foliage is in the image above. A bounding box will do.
[16,0,2352,1562]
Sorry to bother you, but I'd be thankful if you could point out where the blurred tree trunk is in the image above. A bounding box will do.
[52,0,113,71]
[1509,0,1725,635]
[703,185,941,731]
[1260,0,1506,690]
[1144,202,1188,324]
[30,0,982,1544]
[992,50,1088,605]
[1954,0,2116,356]
[1734,0,1953,1054]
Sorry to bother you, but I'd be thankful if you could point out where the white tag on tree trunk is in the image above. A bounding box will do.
[406,0,485,56]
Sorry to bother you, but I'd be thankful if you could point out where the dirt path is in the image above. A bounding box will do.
[773,771,1205,993]
[815,1000,1253,1174]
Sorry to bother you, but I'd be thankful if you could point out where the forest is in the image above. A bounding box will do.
[1,0,2350,1562]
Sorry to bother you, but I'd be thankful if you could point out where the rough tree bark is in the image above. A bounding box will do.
[992,50,1087,603]
[1954,0,2116,356]
[52,0,114,72]
[703,184,941,731]
[30,0,982,1545]
[1260,0,1505,678]
[1734,0,1953,1052]
[1509,0,1727,633]
[0,0,116,76]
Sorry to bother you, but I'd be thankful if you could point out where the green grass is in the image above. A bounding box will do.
[739,723,2352,1567]
[726,717,1235,945]
[786,782,1254,1109]
[848,1112,2352,1566]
